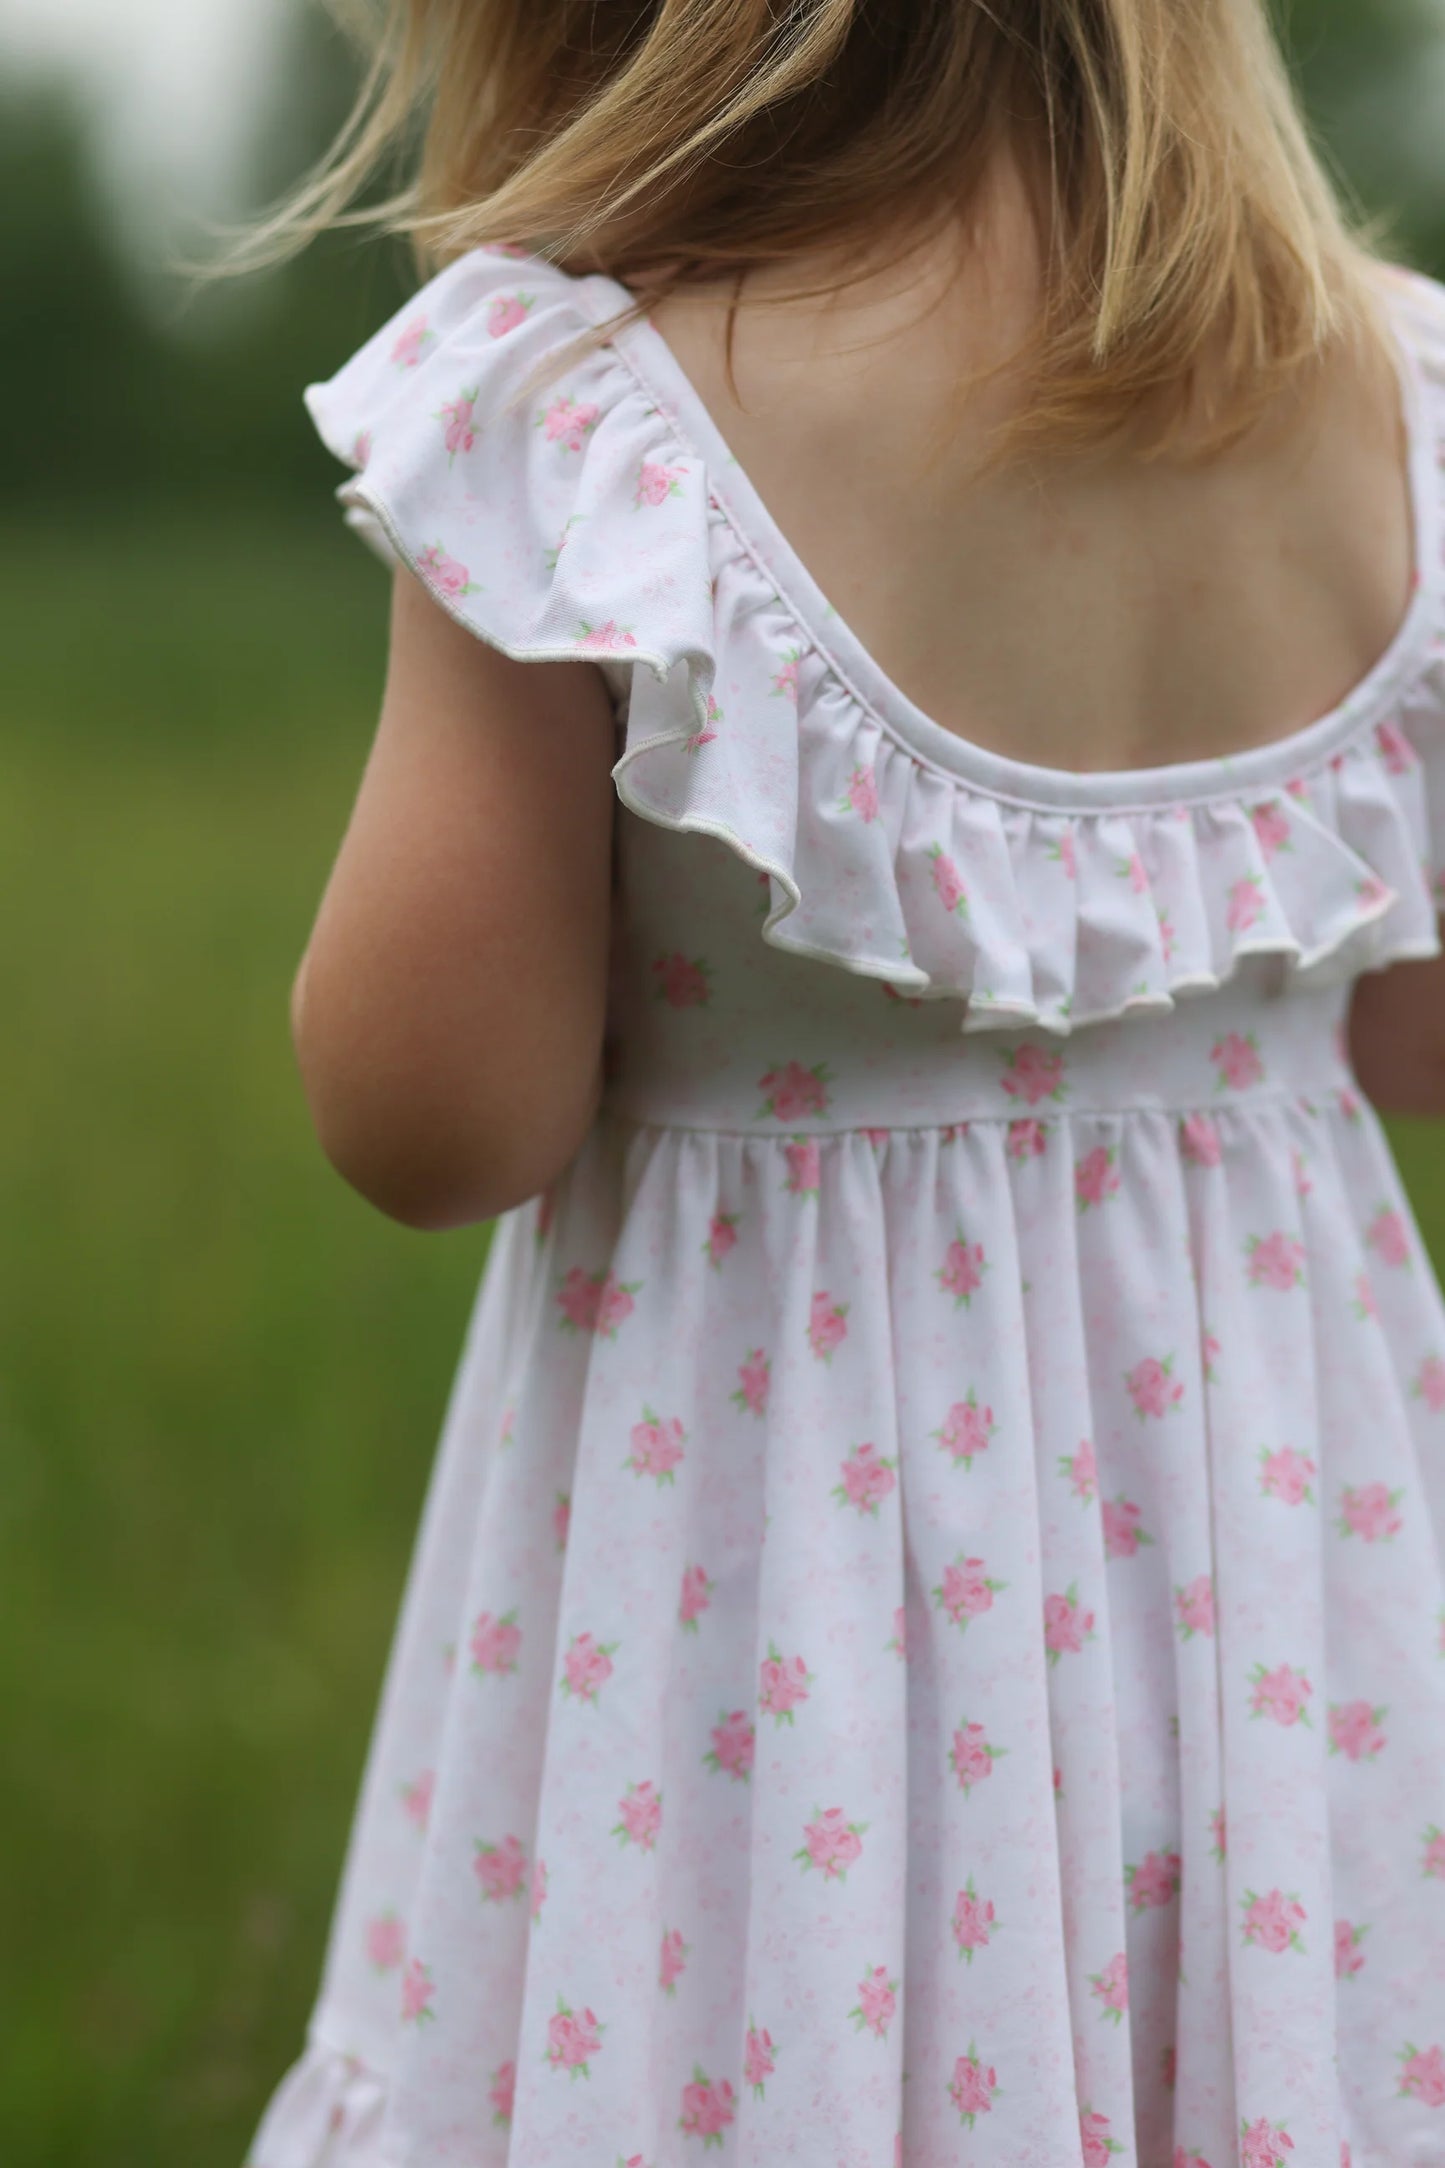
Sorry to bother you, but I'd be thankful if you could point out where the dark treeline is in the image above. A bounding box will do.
[3,0,1444,516]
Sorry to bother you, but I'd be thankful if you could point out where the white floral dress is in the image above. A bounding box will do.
[248,246,1445,2168]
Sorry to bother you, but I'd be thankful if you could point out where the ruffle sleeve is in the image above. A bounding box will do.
[305,247,1445,1036]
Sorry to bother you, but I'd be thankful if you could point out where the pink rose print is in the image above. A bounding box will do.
[730,1348,770,1417]
[1116,850,1149,894]
[400,1768,434,1830]
[1090,1950,1129,2022]
[759,1642,813,1723]
[625,1405,686,1485]
[538,394,602,450]
[659,1927,688,1993]
[948,2045,998,2128]
[702,1210,738,1267]
[1058,1438,1098,1501]
[783,1137,822,1196]
[1259,1446,1317,1505]
[841,763,881,821]
[1044,1583,1095,1662]
[1424,1825,1445,1879]
[555,1265,640,1338]
[1102,1494,1153,1557]
[487,291,533,337]
[1414,1355,1445,1411]
[807,1291,850,1360]
[864,1126,892,1148]
[1125,1849,1183,1911]
[1398,2044,1445,2106]
[634,459,686,507]
[849,1963,898,2038]
[530,1856,548,1921]
[612,1779,663,1851]
[886,1604,908,1659]
[679,2068,736,2146]
[678,1563,713,1631]
[391,315,432,368]
[416,543,479,598]
[1173,2154,1212,2168]
[685,692,722,753]
[559,1629,618,1705]
[545,1994,603,2078]
[1227,875,1266,932]
[757,1057,831,1121]
[542,514,585,571]
[1355,1270,1380,1321]
[1000,1043,1067,1106]
[770,650,803,702]
[1158,907,1178,963]
[1076,1145,1121,1209]
[474,1833,527,1902]
[651,951,712,1007]
[577,617,638,651]
[1337,1481,1404,1541]
[951,1717,1006,1796]
[1292,1147,1313,1199]
[553,1490,571,1551]
[470,1607,521,1676]
[1368,1205,1411,1268]
[1049,827,1078,878]
[1335,1918,1368,1978]
[1080,2107,1126,2163]
[1251,801,1292,855]
[703,1709,755,1782]
[365,1912,405,1971]
[1246,1231,1307,1290]
[1203,1329,1222,1383]
[438,388,477,459]
[1180,1112,1223,1166]
[1241,1887,1307,1954]
[935,1391,997,1469]
[1210,1806,1227,1862]
[1007,1116,1049,1159]
[1126,1354,1184,1417]
[795,1806,868,1882]
[1240,2118,1295,2167]
[936,1229,988,1307]
[934,1554,1008,1629]
[928,841,970,918]
[833,1440,897,1516]
[1328,1699,1388,1761]
[1174,1574,1216,1641]
[1340,1085,1364,1123]
[401,1957,436,2023]
[1377,717,1418,774]
[351,428,372,467]
[1248,1661,1313,1726]
[743,2020,776,2098]
[952,1876,997,1961]
[1212,1030,1265,1091]
[489,2059,515,2127]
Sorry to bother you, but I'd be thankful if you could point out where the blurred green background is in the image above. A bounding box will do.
[3,4,1445,2164]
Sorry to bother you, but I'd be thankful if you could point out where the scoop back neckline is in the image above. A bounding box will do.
[574,259,1442,814]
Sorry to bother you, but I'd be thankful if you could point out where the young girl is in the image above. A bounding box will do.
[244,4,1445,2163]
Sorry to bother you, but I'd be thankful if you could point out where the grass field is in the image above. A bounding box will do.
[3,510,1443,2168]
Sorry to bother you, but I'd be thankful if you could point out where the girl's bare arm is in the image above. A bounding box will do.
[1348,945,1445,1118]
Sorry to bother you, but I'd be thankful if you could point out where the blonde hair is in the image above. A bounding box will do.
[226,0,1408,474]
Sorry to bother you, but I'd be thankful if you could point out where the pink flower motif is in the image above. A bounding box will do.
[613,1779,663,1850]
[864,1126,891,1148]
[1227,875,1266,932]
[1158,908,1178,963]
[1424,1825,1445,1880]
[400,1957,436,2023]
[489,2059,515,2127]
[702,1211,738,1267]
[651,950,711,1007]
[948,2046,998,2127]
[625,1405,686,1484]
[1355,1270,1380,1321]
[807,1290,849,1360]
[934,1555,1007,1629]
[1180,1112,1223,1166]
[685,692,722,753]
[351,428,373,467]
[552,1490,571,1550]
[1398,2044,1445,2107]
[849,1963,898,2038]
[1000,1043,1067,1106]
[886,1604,908,1659]
[678,1564,712,1630]
[1126,1849,1183,1911]
[770,652,802,702]
[1337,1481,1404,1542]
[843,764,881,822]
[391,315,431,368]
[634,459,686,507]
[1258,1445,1317,1505]
[951,1717,1005,1795]
[530,1857,548,1921]
[1414,1354,1445,1411]
[1241,1887,1307,1953]
[365,1912,405,1970]
[833,1440,897,1516]
[1368,1205,1411,1269]
[438,389,477,457]
[935,1391,996,1468]
[1174,1574,1216,1640]
[1102,1494,1151,1557]
[659,1927,688,1993]
[743,2022,776,2096]
[470,1607,521,1675]
[1044,1583,1095,1661]
[795,1805,867,1881]
[937,1230,988,1307]
[1052,828,1078,878]
[1240,2117,1295,2167]
[1058,1438,1098,1500]
[560,1629,617,1704]
[555,1265,639,1337]
[1203,1329,1222,1381]
[1328,1699,1388,1761]
[1251,801,1292,855]
[928,842,970,917]
[1335,1918,1368,1978]
[1080,2107,1125,2164]
[703,1709,755,1781]
[577,618,638,652]
[783,1138,822,1196]
[1090,1950,1129,2021]
[539,394,601,449]
[474,1833,527,1901]
[679,2069,736,2145]
[1292,1148,1313,1199]
[487,292,532,338]
[1248,1661,1313,1726]
[1075,1145,1120,1209]
[1212,1030,1265,1091]
[759,1642,813,1723]
[730,1348,770,1416]
[1210,1806,1228,1862]
[758,1057,831,1121]
[1377,718,1418,774]
[546,1997,603,2077]
[1246,1231,1307,1290]
[400,1768,434,1829]
[416,543,478,598]
[1007,1117,1048,1159]
[1116,850,1149,895]
[951,1877,996,1960]
[1126,1355,1184,1417]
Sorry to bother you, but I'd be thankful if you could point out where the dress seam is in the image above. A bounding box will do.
[596,1088,1349,1137]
